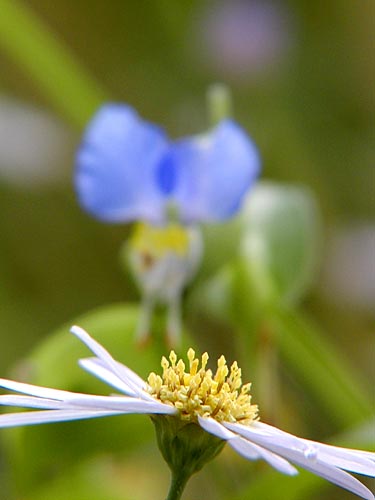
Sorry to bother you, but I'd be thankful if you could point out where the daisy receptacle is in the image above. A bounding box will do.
[0,327,374,500]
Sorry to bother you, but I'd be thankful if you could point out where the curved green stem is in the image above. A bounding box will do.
[166,470,190,500]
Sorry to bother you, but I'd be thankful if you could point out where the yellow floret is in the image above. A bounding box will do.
[147,349,259,424]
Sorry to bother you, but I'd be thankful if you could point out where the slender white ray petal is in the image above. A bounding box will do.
[226,423,374,500]
[300,440,375,476]
[65,394,176,415]
[252,421,315,446]
[198,416,237,441]
[0,395,78,410]
[228,437,260,460]
[252,421,295,435]
[197,416,298,475]
[112,361,148,390]
[270,446,375,500]
[225,421,316,457]
[79,358,138,396]
[316,450,375,477]
[0,378,83,401]
[252,421,374,463]
[237,422,375,477]
[347,450,375,461]
[0,409,124,428]
[229,437,298,475]
[0,378,172,416]
[70,326,152,400]
[251,421,317,455]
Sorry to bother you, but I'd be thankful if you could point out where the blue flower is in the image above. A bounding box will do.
[75,104,261,225]
[75,102,261,346]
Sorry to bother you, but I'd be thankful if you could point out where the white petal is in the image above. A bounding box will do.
[0,395,72,410]
[301,439,375,477]
[241,422,375,477]
[0,379,167,415]
[65,394,176,415]
[70,326,152,401]
[280,450,375,500]
[79,357,138,396]
[197,416,297,475]
[112,361,148,391]
[198,416,237,440]
[0,378,81,401]
[228,437,260,460]
[229,437,298,475]
[0,378,131,409]
[253,421,317,455]
[0,409,124,428]
[225,421,315,457]
[226,422,375,500]
[198,418,298,476]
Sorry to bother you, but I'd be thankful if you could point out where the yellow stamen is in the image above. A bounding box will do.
[130,222,189,258]
[147,349,259,424]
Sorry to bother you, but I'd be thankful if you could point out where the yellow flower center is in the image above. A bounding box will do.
[130,222,189,259]
[147,349,259,424]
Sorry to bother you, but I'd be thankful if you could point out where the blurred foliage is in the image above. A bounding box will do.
[0,1,373,499]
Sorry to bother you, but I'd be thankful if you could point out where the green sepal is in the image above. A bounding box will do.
[152,415,225,499]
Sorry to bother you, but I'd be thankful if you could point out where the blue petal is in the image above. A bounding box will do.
[166,120,261,223]
[156,153,177,196]
[75,104,169,223]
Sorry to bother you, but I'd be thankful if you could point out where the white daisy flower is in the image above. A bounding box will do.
[0,326,374,500]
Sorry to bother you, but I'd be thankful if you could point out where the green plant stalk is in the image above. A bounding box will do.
[0,0,108,129]
[166,470,190,500]
[207,83,232,126]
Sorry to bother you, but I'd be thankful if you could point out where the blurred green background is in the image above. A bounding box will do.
[0,1,373,499]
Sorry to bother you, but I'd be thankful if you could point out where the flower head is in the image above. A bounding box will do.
[147,348,258,424]
[0,327,373,499]
[75,104,261,225]
[75,103,260,346]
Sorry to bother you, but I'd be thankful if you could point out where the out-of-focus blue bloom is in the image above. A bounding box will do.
[75,102,261,346]
[75,104,260,225]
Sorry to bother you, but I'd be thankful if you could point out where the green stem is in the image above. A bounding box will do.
[166,470,190,500]
[206,83,232,126]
